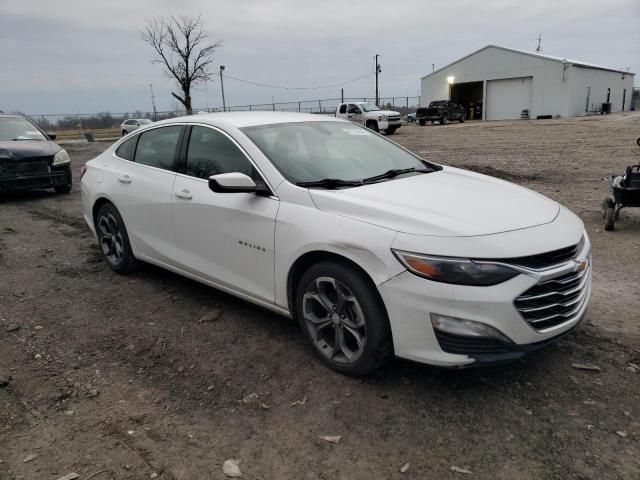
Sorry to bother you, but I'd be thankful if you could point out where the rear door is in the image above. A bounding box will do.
[110,124,184,263]
[170,124,278,303]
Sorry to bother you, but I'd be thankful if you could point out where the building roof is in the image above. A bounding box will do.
[421,45,635,80]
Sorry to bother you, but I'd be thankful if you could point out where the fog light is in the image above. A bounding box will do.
[430,313,512,342]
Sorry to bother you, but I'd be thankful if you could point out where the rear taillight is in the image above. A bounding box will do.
[80,165,87,179]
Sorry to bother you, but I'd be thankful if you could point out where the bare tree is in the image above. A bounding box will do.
[141,15,222,115]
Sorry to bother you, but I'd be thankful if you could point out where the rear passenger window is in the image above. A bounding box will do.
[134,126,182,170]
[115,136,137,161]
[186,126,254,179]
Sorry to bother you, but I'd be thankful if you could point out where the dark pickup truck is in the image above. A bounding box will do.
[416,101,465,125]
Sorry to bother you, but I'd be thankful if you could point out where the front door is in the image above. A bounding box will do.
[171,125,278,303]
[347,104,363,123]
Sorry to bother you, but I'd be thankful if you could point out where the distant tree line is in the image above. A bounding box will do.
[24,110,181,131]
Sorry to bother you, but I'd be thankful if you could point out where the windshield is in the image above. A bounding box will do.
[138,119,152,125]
[429,101,447,107]
[0,117,47,141]
[360,102,381,112]
[242,121,434,185]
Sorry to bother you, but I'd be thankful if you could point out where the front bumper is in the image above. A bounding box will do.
[379,120,402,131]
[0,163,71,191]
[378,241,592,367]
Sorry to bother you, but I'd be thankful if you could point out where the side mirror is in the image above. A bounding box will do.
[208,172,271,196]
[47,132,57,140]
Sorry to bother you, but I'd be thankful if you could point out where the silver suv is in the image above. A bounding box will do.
[120,118,152,136]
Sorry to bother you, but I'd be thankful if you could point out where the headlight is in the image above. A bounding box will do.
[378,115,387,121]
[53,149,70,165]
[392,250,519,286]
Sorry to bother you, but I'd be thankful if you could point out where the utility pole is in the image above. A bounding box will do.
[432,63,435,72]
[219,65,226,112]
[341,88,344,103]
[374,54,381,106]
[535,33,542,53]
[149,83,157,121]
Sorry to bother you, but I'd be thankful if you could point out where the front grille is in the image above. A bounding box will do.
[501,237,584,270]
[388,116,401,122]
[0,157,51,177]
[515,265,590,332]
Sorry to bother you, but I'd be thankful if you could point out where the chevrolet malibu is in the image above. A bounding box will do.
[80,112,591,375]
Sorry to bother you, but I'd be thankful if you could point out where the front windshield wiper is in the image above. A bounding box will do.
[361,167,431,184]
[296,178,363,189]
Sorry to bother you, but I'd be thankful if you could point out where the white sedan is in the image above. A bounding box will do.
[81,112,591,375]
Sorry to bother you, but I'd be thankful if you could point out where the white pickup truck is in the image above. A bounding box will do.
[335,102,402,134]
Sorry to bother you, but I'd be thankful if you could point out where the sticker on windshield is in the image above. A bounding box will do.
[342,128,371,136]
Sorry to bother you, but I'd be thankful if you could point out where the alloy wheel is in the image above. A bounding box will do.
[98,213,125,265]
[302,276,367,364]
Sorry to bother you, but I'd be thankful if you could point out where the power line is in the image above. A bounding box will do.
[222,71,375,90]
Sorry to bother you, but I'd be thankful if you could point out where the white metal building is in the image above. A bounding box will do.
[420,45,635,121]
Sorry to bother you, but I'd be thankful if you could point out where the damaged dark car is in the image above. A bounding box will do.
[0,115,72,193]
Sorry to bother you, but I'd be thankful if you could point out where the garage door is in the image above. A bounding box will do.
[486,77,532,120]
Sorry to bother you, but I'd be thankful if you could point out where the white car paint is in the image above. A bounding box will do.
[81,112,590,368]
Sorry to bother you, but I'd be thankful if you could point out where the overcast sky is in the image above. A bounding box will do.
[0,0,638,116]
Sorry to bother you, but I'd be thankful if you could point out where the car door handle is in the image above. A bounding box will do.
[117,174,131,184]
[174,189,192,200]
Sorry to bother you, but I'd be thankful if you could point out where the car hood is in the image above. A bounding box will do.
[0,140,60,160]
[308,166,560,237]
[373,110,400,116]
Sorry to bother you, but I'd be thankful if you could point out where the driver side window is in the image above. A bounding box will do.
[186,126,254,180]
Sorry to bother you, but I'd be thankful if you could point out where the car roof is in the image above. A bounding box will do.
[152,111,347,129]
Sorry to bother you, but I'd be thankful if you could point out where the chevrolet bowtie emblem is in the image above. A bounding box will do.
[575,258,588,272]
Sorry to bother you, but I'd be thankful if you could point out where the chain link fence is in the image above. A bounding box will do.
[24,96,421,131]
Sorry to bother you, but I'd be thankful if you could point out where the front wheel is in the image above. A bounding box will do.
[122,130,127,136]
[440,114,448,125]
[418,119,426,126]
[95,203,139,273]
[386,126,397,135]
[366,121,379,132]
[459,112,466,123]
[296,262,392,376]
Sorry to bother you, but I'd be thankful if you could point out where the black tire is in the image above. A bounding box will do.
[637,137,640,148]
[459,112,466,123]
[440,114,448,125]
[95,203,139,273]
[604,205,615,231]
[366,121,379,133]
[122,130,127,136]
[418,119,426,126]
[386,126,397,135]
[295,261,393,376]
[54,184,72,194]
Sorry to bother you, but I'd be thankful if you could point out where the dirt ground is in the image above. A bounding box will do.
[1,113,639,480]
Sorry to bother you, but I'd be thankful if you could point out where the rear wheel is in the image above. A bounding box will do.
[296,261,392,376]
[95,203,139,273]
[440,114,448,125]
[418,119,426,126]
[459,112,466,123]
[366,121,379,132]
[122,130,127,136]
[603,198,615,231]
